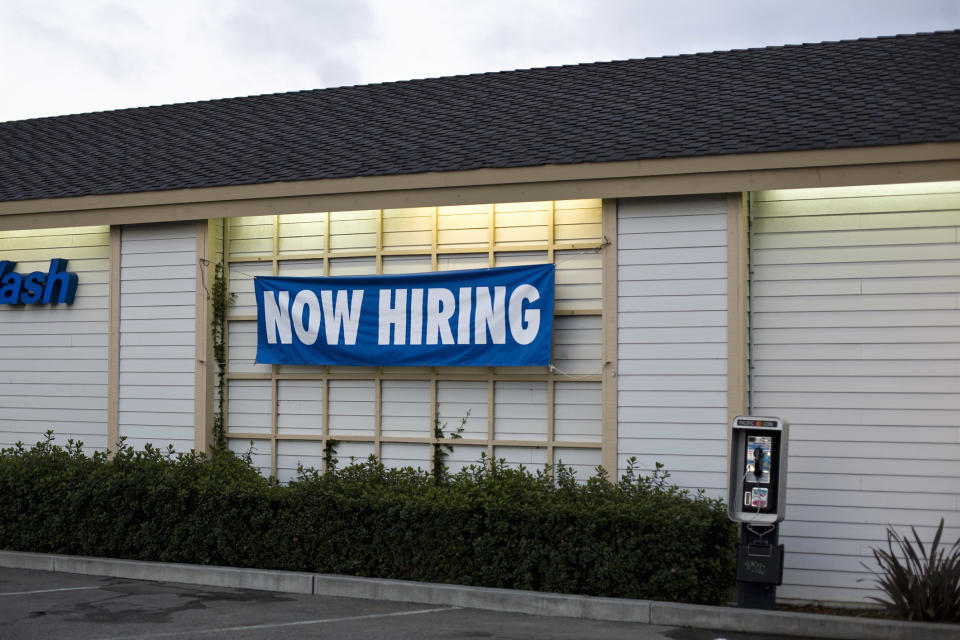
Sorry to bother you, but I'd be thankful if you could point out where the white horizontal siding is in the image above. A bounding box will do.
[381,442,430,471]
[616,195,728,494]
[553,447,602,482]
[555,250,602,311]
[446,444,488,473]
[554,315,602,376]
[438,253,489,271]
[329,210,378,252]
[228,262,272,317]
[382,255,433,274]
[228,320,270,374]
[494,381,547,441]
[228,438,271,476]
[437,380,489,440]
[381,380,431,438]
[329,440,376,467]
[277,379,323,435]
[328,379,375,436]
[278,212,327,255]
[383,208,433,251]
[437,204,491,249]
[118,223,197,453]
[554,381,601,443]
[494,445,547,472]
[0,226,110,451]
[750,181,960,604]
[329,256,376,276]
[228,379,272,434]
[276,439,325,483]
[228,217,273,258]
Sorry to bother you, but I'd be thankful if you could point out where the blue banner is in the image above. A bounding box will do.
[255,263,554,366]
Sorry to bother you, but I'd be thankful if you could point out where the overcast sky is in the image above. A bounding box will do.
[0,0,957,122]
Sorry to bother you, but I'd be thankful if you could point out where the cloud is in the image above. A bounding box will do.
[0,0,957,121]
[2,0,150,82]
[217,0,376,88]
[354,0,960,87]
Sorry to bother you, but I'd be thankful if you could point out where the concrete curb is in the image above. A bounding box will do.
[1,551,956,640]
[310,573,650,622]
[647,601,956,640]
[0,550,313,594]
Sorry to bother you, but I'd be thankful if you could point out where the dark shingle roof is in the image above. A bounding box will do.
[2,30,959,203]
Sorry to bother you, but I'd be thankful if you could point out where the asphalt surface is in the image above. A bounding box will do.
[0,567,827,640]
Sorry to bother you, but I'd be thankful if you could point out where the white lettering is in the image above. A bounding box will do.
[291,290,321,345]
[426,288,455,345]
[378,289,407,345]
[268,278,546,355]
[409,288,424,345]
[263,290,292,344]
[474,286,506,344]
[508,284,540,345]
[457,287,472,345]
[320,289,364,345]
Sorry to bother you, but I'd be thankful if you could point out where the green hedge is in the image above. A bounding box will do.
[0,433,737,604]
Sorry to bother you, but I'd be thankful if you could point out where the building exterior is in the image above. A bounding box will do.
[1,30,958,604]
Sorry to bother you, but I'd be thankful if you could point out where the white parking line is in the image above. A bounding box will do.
[0,586,101,596]
[101,606,460,639]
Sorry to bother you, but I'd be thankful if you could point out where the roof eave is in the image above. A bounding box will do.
[2,142,959,231]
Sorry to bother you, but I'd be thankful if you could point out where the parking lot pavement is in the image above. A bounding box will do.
[0,567,823,640]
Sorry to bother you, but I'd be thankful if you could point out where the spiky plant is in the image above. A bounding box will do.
[866,518,960,621]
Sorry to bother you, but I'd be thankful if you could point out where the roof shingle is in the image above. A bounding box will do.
[1,30,958,203]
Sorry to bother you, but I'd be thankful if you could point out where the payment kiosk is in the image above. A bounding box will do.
[727,416,789,609]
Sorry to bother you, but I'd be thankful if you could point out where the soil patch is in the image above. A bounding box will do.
[776,603,897,620]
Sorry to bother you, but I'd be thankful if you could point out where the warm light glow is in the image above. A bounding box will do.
[757,181,960,202]
[279,211,328,224]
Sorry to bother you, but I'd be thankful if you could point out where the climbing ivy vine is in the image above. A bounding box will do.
[210,261,234,450]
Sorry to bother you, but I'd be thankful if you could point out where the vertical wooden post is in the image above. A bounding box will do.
[600,199,619,476]
[194,219,215,453]
[107,226,122,455]
[727,193,750,475]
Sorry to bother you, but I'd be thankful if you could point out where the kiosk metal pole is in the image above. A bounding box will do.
[736,522,784,609]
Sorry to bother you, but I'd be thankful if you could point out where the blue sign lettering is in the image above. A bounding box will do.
[255,264,554,366]
[0,259,78,305]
